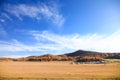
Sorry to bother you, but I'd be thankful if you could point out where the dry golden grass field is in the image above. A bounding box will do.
[0,61,120,80]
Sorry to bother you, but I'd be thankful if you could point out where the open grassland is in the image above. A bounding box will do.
[0,61,120,80]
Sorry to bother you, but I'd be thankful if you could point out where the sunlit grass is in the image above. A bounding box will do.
[0,61,120,80]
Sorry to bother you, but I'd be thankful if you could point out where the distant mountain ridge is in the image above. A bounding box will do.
[0,50,120,61]
[65,50,120,59]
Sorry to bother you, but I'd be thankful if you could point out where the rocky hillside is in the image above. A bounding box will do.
[0,50,120,61]
[64,50,120,59]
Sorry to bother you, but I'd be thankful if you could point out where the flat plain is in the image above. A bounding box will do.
[0,61,120,80]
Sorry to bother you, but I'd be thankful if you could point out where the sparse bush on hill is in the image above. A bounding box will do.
[0,50,120,62]
[76,56,104,62]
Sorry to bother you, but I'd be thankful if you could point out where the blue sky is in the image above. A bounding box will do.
[0,0,120,57]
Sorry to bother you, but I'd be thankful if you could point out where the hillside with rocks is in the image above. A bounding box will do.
[0,50,120,61]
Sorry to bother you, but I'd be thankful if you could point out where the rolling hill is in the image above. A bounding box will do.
[64,50,120,59]
[0,50,120,61]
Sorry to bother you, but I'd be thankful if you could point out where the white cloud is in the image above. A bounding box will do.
[30,30,120,53]
[0,39,42,52]
[0,55,30,58]
[1,30,120,56]
[5,2,65,27]
[0,39,63,53]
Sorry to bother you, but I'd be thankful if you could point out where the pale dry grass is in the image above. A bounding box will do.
[0,61,120,80]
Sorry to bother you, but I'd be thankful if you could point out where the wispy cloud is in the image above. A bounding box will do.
[0,25,7,35]
[30,30,120,53]
[0,38,63,53]
[4,2,65,27]
[0,30,120,57]
[2,13,13,21]
[0,39,42,52]
[0,13,12,23]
